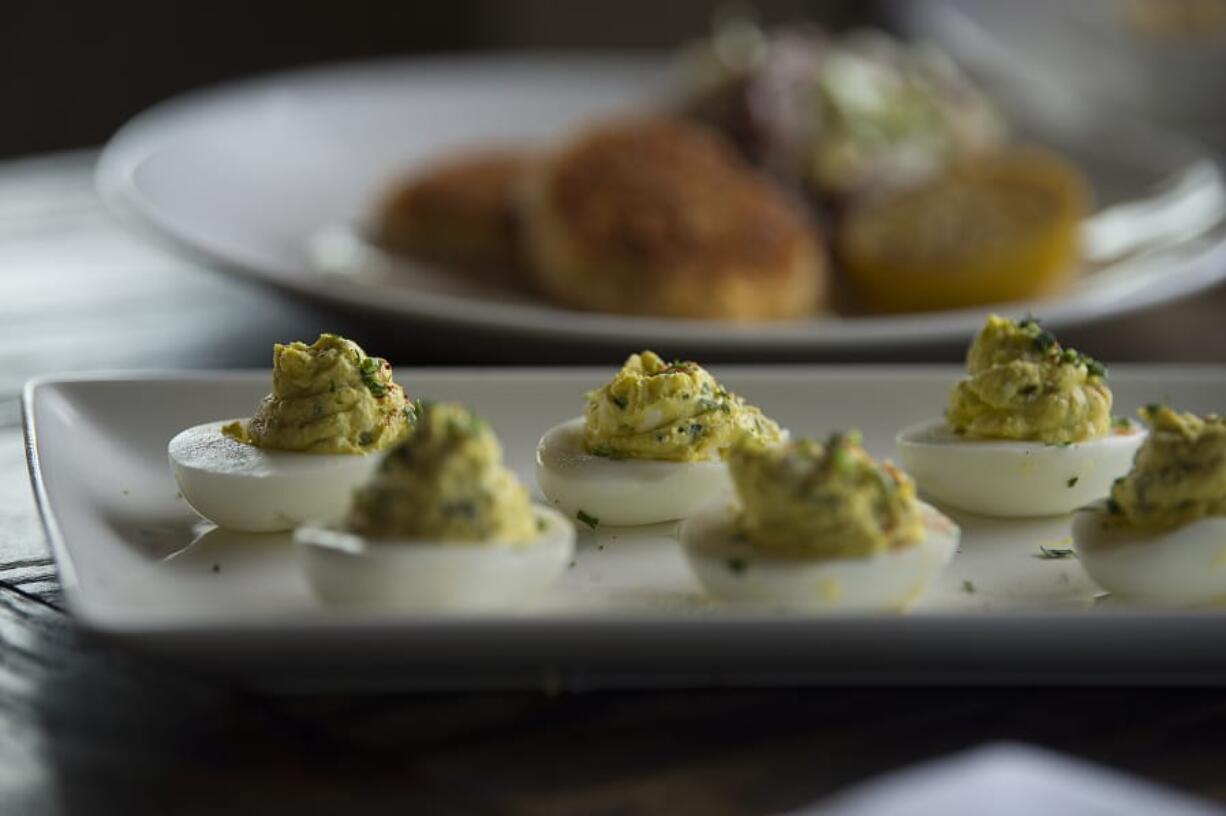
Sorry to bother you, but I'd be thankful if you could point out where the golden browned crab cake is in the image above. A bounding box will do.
[520,117,827,320]
[376,148,530,289]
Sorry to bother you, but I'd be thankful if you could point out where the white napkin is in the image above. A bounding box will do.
[792,742,1224,816]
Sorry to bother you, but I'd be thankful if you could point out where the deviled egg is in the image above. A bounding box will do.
[897,315,1145,516]
[169,334,414,532]
[682,432,958,611]
[536,351,783,527]
[1074,405,1226,606]
[295,402,574,611]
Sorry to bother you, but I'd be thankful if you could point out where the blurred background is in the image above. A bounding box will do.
[7,0,1226,160]
[2,0,876,160]
[2,0,1226,385]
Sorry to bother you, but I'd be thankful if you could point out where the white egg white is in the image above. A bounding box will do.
[169,419,382,532]
[294,505,575,612]
[535,418,732,527]
[1073,502,1226,607]
[896,419,1146,518]
[680,500,959,611]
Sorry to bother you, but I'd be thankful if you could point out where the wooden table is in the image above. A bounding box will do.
[4,152,1226,814]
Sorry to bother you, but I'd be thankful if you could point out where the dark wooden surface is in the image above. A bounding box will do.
[4,152,1226,814]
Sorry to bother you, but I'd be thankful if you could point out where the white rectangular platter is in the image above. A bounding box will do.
[23,366,1226,690]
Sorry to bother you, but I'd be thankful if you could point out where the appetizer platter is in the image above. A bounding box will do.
[95,29,1226,354]
[23,320,1226,689]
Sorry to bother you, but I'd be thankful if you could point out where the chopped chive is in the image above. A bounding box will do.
[576,510,599,530]
[1037,545,1076,560]
[1033,330,1057,352]
[1066,476,1079,488]
[358,356,387,397]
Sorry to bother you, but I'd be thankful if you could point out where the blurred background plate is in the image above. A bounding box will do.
[95,52,1226,355]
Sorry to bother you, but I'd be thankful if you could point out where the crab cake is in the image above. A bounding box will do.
[521,118,826,321]
[376,148,529,289]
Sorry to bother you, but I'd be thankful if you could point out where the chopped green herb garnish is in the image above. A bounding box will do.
[576,510,599,530]
[589,445,614,458]
[962,579,975,594]
[358,356,388,397]
[726,558,748,575]
[1066,476,1079,488]
[1112,416,1130,429]
[329,380,336,393]
[1037,545,1077,560]
[609,394,628,410]
[401,398,425,425]
[536,517,547,533]
[1033,329,1057,352]
[1144,403,1164,416]
[1054,345,1107,379]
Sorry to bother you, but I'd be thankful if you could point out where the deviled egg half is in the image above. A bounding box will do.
[1074,406,1226,606]
[535,351,784,527]
[169,334,415,532]
[897,315,1145,517]
[682,432,958,611]
[295,402,574,612]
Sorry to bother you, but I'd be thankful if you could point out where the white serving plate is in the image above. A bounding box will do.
[95,54,1226,355]
[22,367,1226,690]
